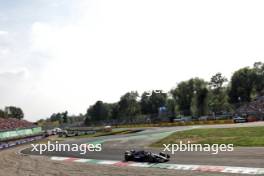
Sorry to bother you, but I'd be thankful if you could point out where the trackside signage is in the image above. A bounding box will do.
[0,127,42,140]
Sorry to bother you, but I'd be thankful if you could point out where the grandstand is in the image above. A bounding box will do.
[0,118,43,149]
[0,118,34,130]
[237,96,264,120]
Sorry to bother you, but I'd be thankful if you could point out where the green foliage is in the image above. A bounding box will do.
[47,61,263,126]
[50,111,69,124]
[108,103,119,120]
[0,109,6,118]
[5,106,24,120]
[253,62,264,95]
[50,113,61,122]
[152,126,264,147]
[171,81,193,115]
[208,73,231,113]
[228,62,264,104]
[140,92,152,114]
[86,101,111,122]
[165,98,176,121]
[62,111,68,123]
[140,90,167,115]
[117,91,141,120]
[209,72,228,90]
[117,119,233,128]
[171,78,208,116]
[229,67,256,103]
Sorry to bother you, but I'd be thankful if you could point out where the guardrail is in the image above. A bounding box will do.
[0,135,44,150]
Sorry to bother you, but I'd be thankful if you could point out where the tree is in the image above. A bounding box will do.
[253,62,264,96]
[5,106,24,120]
[229,67,256,104]
[208,73,230,114]
[108,103,120,120]
[84,112,91,125]
[171,81,193,116]
[140,92,152,114]
[166,98,176,121]
[0,109,6,118]
[118,91,141,120]
[191,79,208,117]
[209,73,227,91]
[171,78,208,116]
[62,111,68,123]
[50,113,63,124]
[149,91,167,114]
[140,90,167,115]
[51,113,61,121]
[86,101,111,122]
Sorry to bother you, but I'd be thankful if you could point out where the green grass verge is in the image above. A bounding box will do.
[117,119,234,128]
[61,129,141,139]
[151,126,264,147]
[94,129,142,137]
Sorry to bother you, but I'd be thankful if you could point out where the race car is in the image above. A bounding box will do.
[124,150,170,163]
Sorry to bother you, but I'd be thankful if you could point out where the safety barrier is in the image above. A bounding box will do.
[0,127,42,141]
[0,135,44,150]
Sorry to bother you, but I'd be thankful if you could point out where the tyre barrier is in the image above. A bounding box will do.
[0,135,44,150]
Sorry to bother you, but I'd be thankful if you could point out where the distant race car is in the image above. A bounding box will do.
[124,150,170,163]
[233,117,247,123]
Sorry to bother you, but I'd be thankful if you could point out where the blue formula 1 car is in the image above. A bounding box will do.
[124,150,170,163]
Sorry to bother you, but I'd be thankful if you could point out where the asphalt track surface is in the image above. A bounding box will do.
[21,122,264,168]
